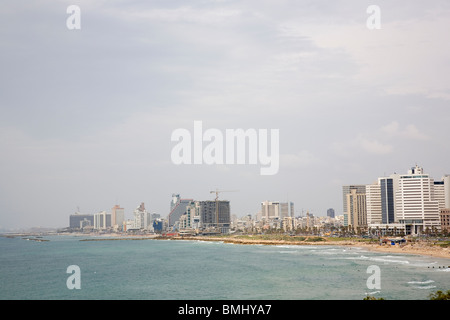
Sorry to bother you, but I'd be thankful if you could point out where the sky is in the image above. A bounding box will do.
[1,0,450,230]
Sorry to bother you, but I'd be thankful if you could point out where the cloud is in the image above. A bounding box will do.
[331,132,393,157]
[356,136,393,155]
[110,5,244,26]
[301,3,450,100]
[332,120,430,158]
[380,121,429,141]
[280,150,318,168]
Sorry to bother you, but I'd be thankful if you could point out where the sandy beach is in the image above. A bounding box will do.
[177,235,450,260]
[356,242,450,259]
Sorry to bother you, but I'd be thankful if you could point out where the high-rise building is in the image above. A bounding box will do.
[179,201,200,230]
[342,185,366,227]
[280,202,289,218]
[94,211,111,230]
[261,201,294,220]
[444,175,450,209]
[396,165,440,234]
[261,201,280,220]
[327,208,335,218]
[380,177,395,224]
[69,212,94,229]
[439,175,450,234]
[199,200,230,233]
[168,195,194,226]
[280,202,295,218]
[133,202,148,229]
[171,194,180,211]
[434,181,446,211]
[366,183,381,224]
[346,189,367,231]
[111,205,125,229]
[366,173,400,228]
[434,175,450,210]
[342,185,366,215]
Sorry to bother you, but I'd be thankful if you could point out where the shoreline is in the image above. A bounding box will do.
[356,242,450,259]
[176,236,450,259]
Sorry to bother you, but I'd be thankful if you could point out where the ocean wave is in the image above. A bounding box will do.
[194,240,224,245]
[369,256,410,265]
[410,285,437,290]
[307,247,360,256]
[341,255,411,265]
[275,245,297,249]
[408,279,437,290]
[408,280,435,285]
[275,245,307,249]
[278,250,298,254]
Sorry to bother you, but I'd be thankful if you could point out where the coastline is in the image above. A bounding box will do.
[176,235,450,260]
[356,242,450,259]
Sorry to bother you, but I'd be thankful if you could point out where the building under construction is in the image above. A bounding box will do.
[198,200,231,234]
[169,190,233,234]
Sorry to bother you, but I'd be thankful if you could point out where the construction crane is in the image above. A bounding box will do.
[209,189,238,232]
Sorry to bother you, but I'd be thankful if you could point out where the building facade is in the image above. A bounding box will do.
[94,211,111,230]
[395,166,440,235]
[111,205,125,230]
[342,185,366,215]
[440,209,450,233]
[199,200,231,233]
[133,202,150,230]
[69,213,94,229]
[380,177,395,224]
[261,201,294,220]
[327,208,335,218]
[168,194,194,227]
[346,189,367,232]
[366,183,381,224]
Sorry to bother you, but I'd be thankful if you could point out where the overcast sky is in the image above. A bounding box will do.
[1,0,450,229]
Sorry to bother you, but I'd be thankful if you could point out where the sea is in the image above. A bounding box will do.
[1,235,449,300]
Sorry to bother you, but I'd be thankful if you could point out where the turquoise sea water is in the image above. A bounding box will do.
[0,235,449,300]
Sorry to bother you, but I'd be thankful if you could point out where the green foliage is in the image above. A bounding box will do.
[235,234,307,242]
[363,296,385,300]
[308,236,325,242]
[429,290,450,300]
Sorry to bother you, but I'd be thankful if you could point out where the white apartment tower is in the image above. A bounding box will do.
[435,175,450,210]
[261,201,294,220]
[94,211,111,230]
[366,183,382,224]
[261,201,280,220]
[396,165,440,234]
[434,181,446,211]
[133,202,148,229]
[444,175,450,209]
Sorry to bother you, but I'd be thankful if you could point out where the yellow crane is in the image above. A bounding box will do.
[209,189,238,232]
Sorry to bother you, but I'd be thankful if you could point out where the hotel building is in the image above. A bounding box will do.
[346,189,367,232]
[395,166,441,234]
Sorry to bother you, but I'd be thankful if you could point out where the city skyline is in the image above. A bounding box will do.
[2,1,450,230]
[61,163,450,237]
